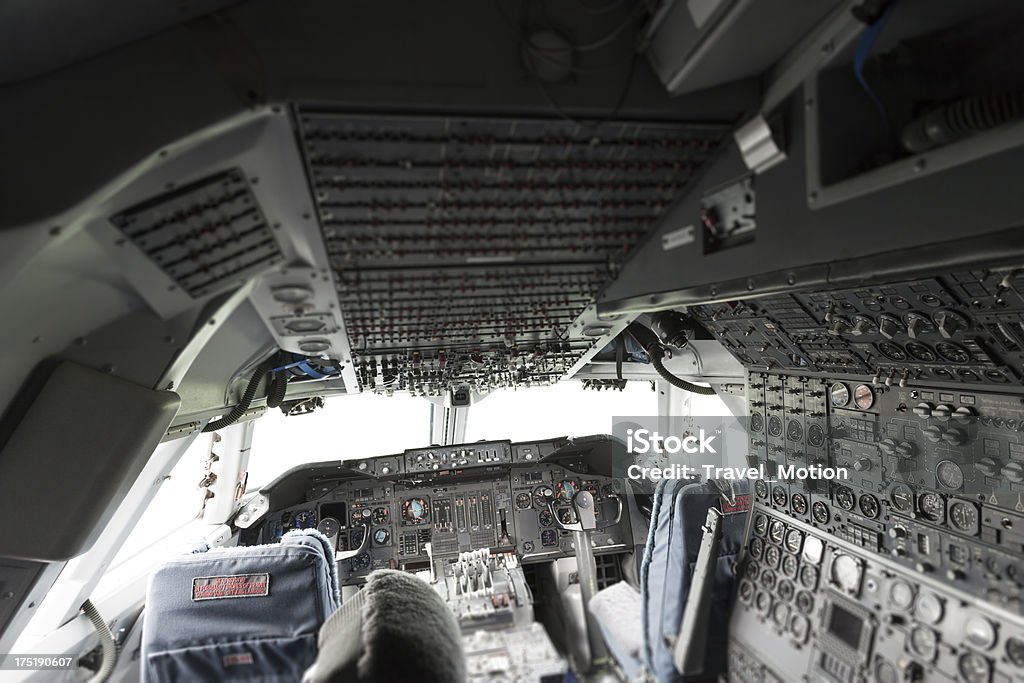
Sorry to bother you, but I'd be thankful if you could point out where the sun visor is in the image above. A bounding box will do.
[0,361,180,562]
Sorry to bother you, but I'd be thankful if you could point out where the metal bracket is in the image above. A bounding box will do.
[734,115,787,174]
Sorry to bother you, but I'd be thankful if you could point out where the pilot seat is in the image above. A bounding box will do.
[140,529,340,682]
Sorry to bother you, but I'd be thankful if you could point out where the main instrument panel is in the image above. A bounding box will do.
[245,437,634,585]
[694,267,1024,682]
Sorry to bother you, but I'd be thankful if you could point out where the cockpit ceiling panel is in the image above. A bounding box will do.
[297,110,724,393]
[109,169,284,300]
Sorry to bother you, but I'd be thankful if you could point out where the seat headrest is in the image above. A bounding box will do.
[304,569,465,683]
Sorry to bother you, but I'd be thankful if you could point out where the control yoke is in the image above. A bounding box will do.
[547,489,622,672]
[547,490,622,532]
[334,521,371,561]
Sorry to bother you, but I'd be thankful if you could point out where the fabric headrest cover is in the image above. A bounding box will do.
[304,569,465,683]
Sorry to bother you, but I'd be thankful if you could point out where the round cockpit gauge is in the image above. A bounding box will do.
[888,580,915,610]
[786,420,803,442]
[812,501,830,525]
[372,528,390,545]
[401,497,429,524]
[802,536,824,565]
[372,507,389,524]
[806,424,825,448]
[791,493,808,516]
[772,486,788,508]
[533,485,554,504]
[316,517,340,538]
[936,341,970,363]
[784,529,803,554]
[799,565,819,590]
[909,626,938,661]
[853,384,875,410]
[602,481,623,496]
[781,554,799,579]
[874,659,899,683]
[936,460,965,490]
[749,413,764,433]
[890,484,914,513]
[760,569,777,591]
[764,545,781,570]
[1006,637,1024,667]
[918,492,945,523]
[755,591,771,614]
[555,479,579,502]
[556,506,577,525]
[767,416,784,437]
[830,554,861,593]
[768,520,786,545]
[795,590,814,614]
[830,382,850,407]
[835,486,856,511]
[538,509,554,527]
[515,492,533,509]
[583,484,600,497]
[755,479,770,500]
[958,652,991,683]
[905,341,936,362]
[749,538,765,560]
[949,501,980,534]
[350,553,371,573]
[964,615,997,650]
[293,510,318,529]
[877,341,907,361]
[914,592,944,625]
[790,614,809,641]
[858,493,880,519]
[754,513,769,536]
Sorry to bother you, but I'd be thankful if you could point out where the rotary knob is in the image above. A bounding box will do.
[888,526,908,539]
[828,317,852,336]
[878,314,902,339]
[851,316,873,336]
[912,403,933,418]
[1004,462,1024,483]
[977,457,1001,478]
[906,316,928,339]
[934,309,967,339]
[896,442,917,458]
[853,458,873,472]
[940,428,966,446]
[922,426,944,443]
[931,404,953,421]
[878,439,896,455]
[952,406,976,424]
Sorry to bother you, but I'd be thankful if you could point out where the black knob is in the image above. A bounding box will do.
[941,429,965,446]
[977,457,1001,478]
[878,315,901,339]
[1003,462,1024,483]
[912,402,933,418]
[934,310,966,339]
[906,317,927,339]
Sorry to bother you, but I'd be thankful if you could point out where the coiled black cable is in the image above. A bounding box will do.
[649,349,716,395]
[266,371,288,409]
[625,322,716,396]
[202,358,277,433]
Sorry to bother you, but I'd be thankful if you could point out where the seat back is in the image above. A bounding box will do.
[640,479,749,682]
[141,529,340,682]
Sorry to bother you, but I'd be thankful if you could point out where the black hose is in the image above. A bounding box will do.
[625,321,716,395]
[650,352,717,395]
[266,372,288,409]
[902,91,1024,153]
[202,358,277,433]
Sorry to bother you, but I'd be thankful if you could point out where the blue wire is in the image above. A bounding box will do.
[853,2,897,135]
